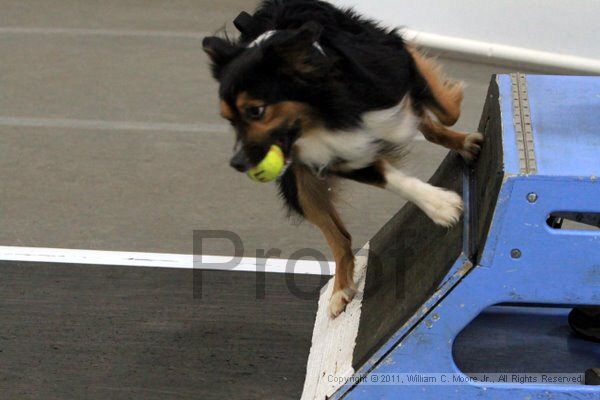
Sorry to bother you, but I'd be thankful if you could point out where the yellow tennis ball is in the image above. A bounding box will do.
[247,144,286,182]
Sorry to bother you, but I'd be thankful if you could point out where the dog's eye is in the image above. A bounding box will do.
[246,106,265,120]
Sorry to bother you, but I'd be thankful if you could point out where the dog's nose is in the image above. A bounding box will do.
[229,151,248,172]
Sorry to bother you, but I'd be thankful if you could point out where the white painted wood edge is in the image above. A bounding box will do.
[402,28,600,74]
[0,246,334,275]
[301,243,370,400]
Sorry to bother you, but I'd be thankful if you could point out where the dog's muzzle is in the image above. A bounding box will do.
[229,149,249,172]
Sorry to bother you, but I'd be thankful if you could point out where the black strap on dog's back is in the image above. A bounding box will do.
[234,11,263,41]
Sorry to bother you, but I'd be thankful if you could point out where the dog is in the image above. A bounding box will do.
[202,0,483,318]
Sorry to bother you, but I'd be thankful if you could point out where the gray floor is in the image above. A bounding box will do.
[0,0,529,258]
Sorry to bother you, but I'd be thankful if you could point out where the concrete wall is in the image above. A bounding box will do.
[330,0,600,59]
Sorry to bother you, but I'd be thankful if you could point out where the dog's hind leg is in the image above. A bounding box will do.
[407,47,484,161]
[294,164,356,318]
[419,114,483,162]
[408,47,463,127]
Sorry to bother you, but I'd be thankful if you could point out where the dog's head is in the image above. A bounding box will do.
[203,22,329,172]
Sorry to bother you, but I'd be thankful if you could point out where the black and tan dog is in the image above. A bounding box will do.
[203,0,482,317]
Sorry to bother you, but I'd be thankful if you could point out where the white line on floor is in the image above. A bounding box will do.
[0,27,210,39]
[0,116,229,133]
[0,27,432,140]
[0,116,427,140]
[0,246,334,275]
[6,26,597,73]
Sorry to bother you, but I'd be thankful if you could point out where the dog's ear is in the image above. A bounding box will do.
[202,36,240,78]
[268,21,325,77]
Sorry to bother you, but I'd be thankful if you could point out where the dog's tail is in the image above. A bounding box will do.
[407,46,464,126]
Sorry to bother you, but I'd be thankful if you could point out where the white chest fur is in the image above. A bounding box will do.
[294,97,418,172]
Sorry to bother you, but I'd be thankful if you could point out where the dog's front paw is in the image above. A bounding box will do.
[458,132,484,162]
[421,188,463,228]
[328,286,356,319]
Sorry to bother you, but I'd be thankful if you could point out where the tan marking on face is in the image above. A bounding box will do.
[220,100,234,120]
[235,92,315,142]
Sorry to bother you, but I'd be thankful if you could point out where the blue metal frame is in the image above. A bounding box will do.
[331,75,600,399]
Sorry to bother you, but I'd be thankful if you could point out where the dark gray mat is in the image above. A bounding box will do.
[0,262,326,399]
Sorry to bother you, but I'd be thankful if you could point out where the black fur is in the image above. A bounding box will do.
[334,164,386,186]
[202,0,430,215]
[276,166,303,216]
[207,0,418,128]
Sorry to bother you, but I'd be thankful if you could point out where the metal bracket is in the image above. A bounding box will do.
[511,73,537,174]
